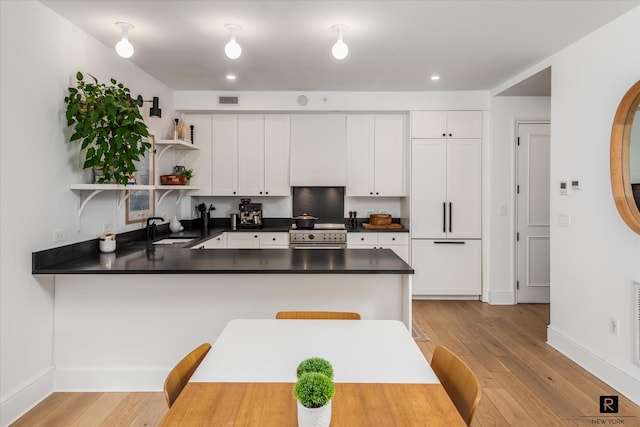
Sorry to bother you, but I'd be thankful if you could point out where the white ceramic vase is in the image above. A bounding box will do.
[297,400,331,427]
[169,216,184,233]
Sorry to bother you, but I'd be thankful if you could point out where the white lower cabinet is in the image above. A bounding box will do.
[227,233,261,249]
[259,232,289,248]
[195,233,227,249]
[196,232,288,249]
[347,233,410,264]
[411,239,481,296]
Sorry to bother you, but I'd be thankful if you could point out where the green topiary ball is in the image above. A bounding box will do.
[293,372,335,408]
[296,357,334,380]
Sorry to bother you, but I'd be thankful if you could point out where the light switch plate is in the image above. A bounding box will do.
[558,213,571,227]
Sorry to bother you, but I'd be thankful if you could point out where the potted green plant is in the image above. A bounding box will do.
[180,168,194,182]
[64,71,151,185]
[293,358,335,427]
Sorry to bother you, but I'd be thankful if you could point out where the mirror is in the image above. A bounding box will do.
[611,80,640,235]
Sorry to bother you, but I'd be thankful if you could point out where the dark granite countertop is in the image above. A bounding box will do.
[32,217,413,275]
[33,246,413,275]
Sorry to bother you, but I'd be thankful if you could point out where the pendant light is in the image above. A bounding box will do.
[331,24,349,60]
[115,22,134,58]
[224,24,242,59]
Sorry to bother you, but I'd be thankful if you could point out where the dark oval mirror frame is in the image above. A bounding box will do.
[611,79,640,235]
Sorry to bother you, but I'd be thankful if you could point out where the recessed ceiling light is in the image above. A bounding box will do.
[430,75,441,81]
[226,74,237,81]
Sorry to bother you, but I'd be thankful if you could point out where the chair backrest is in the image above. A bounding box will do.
[430,345,481,426]
[275,311,361,320]
[164,343,212,408]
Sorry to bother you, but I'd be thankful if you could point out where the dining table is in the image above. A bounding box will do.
[159,319,466,426]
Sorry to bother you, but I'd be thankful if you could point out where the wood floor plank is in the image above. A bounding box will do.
[10,300,640,427]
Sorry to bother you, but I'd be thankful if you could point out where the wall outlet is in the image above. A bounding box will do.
[53,229,65,242]
[610,318,619,336]
[102,223,113,233]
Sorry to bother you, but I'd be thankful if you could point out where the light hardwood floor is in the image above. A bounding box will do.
[11,300,640,426]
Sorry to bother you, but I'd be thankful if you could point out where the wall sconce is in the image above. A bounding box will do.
[331,24,349,60]
[115,22,134,58]
[224,24,242,59]
[136,96,162,118]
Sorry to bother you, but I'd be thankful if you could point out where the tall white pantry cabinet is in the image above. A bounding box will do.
[410,111,482,296]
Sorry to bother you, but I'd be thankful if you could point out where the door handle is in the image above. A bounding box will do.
[442,202,446,233]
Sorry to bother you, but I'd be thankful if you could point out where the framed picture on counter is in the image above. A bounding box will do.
[126,135,155,224]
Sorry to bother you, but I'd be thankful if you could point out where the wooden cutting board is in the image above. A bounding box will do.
[362,223,403,230]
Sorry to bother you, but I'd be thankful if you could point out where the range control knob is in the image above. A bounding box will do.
[308,234,315,240]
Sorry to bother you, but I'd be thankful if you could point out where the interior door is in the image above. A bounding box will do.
[516,122,551,303]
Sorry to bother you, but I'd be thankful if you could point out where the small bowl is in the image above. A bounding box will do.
[99,233,116,253]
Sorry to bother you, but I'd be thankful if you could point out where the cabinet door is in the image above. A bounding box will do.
[259,232,289,248]
[212,114,238,195]
[199,233,227,249]
[346,114,375,196]
[410,111,447,138]
[374,114,405,196]
[227,233,260,248]
[411,139,447,238]
[447,139,482,239]
[187,115,213,195]
[264,114,291,196]
[411,239,481,295]
[447,111,482,138]
[347,233,378,247]
[238,115,265,196]
[290,114,347,186]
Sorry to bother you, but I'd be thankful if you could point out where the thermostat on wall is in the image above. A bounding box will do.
[560,181,570,195]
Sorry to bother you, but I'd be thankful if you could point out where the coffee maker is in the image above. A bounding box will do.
[238,199,262,228]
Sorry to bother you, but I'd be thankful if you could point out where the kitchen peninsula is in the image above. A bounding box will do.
[32,234,413,391]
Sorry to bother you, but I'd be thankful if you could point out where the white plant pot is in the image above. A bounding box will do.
[297,400,332,427]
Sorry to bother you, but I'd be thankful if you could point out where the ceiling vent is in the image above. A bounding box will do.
[218,96,239,105]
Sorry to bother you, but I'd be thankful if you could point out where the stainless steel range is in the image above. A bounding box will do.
[289,223,347,249]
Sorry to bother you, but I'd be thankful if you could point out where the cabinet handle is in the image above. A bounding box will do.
[375,192,379,195]
[360,237,365,241]
[370,192,373,195]
[392,237,396,241]
[265,191,269,195]
[442,202,446,233]
[233,191,236,195]
[254,235,258,238]
[434,241,465,244]
[260,191,263,194]
[442,133,446,137]
[449,202,452,233]
[448,133,452,137]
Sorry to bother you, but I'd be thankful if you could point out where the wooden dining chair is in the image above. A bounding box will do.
[275,311,361,320]
[164,343,212,408]
[430,345,481,426]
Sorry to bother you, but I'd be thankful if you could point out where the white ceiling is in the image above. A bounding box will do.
[40,0,638,93]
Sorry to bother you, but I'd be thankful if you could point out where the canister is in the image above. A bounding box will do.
[99,233,116,253]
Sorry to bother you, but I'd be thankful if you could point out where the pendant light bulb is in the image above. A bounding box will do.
[224,24,242,59]
[331,24,349,60]
[115,22,134,58]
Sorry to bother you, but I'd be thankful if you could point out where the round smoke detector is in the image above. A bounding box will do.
[297,95,308,106]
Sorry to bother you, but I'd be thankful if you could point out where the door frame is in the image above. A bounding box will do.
[514,120,551,303]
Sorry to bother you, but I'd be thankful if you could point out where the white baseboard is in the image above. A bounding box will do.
[488,290,516,305]
[54,368,167,392]
[0,367,54,427]
[547,325,640,406]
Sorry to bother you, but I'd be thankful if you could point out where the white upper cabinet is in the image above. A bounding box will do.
[187,115,214,196]
[188,114,290,196]
[211,114,239,195]
[411,111,482,139]
[263,114,291,196]
[411,138,481,239]
[347,114,406,196]
[290,114,347,186]
[238,114,265,196]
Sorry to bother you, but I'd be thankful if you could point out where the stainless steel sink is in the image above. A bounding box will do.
[152,238,194,245]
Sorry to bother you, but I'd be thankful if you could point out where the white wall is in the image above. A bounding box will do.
[486,97,551,304]
[544,7,640,404]
[0,2,177,424]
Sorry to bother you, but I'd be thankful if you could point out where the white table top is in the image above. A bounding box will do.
[190,319,439,384]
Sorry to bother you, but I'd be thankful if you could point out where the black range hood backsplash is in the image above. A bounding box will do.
[292,187,344,223]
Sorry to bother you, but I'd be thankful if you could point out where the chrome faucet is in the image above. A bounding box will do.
[146,216,164,240]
